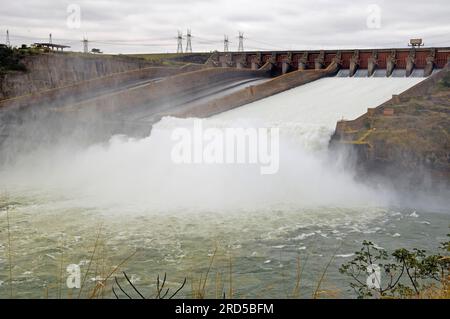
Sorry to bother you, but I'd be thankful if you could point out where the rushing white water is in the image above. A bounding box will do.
[0,77,424,213]
[217,77,422,126]
[3,76,449,299]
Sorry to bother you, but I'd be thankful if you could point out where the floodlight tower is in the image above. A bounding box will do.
[224,35,229,52]
[185,29,192,53]
[177,31,183,53]
[238,31,244,52]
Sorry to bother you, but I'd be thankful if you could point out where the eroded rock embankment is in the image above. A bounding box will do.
[0,53,162,100]
[330,65,450,188]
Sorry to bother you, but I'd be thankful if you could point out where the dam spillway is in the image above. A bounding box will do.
[0,48,448,185]
[0,76,426,209]
[0,60,432,163]
[1,46,448,155]
[1,73,448,299]
[210,47,450,77]
[215,77,424,127]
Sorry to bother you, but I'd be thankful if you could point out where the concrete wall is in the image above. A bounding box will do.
[332,63,450,138]
[179,63,209,72]
[169,62,339,118]
[0,66,184,110]
[0,53,154,100]
[213,48,450,78]
[67,67,272,113]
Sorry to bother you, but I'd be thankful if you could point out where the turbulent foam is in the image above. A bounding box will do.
[0,77,424,213]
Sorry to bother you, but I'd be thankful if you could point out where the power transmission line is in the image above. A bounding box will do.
[90,36,174,43]
[93,41,172,47]
[246,38,288,50]
[5,30,446,54]
[194,35,222,44]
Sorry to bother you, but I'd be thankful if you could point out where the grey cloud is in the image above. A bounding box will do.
[1,0,449,53]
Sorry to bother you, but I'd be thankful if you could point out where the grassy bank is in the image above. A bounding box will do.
[127,52,211,66]
[331,68,450,185]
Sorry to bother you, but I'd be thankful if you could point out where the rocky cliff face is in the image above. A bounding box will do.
[0,53,153,100]
[330,67,450,188]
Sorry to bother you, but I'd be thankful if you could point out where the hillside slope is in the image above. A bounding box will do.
[330,66,450,187]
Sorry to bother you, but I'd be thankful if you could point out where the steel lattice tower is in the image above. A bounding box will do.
[224,35,229,52]
[6,30,10,46]
[177,31,183,53]
[83,37,89,53]
[238,32,244,52]
[185,29,192,53]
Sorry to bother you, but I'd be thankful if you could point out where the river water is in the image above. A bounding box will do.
[0,77,448,298]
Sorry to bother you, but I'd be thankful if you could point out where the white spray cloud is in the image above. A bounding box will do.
[0,77,427,214]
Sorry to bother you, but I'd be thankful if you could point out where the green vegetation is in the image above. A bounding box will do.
[130,53,186,62]
[0,46,27,73]
[440,72,450,88]
[334,68,450,182]
[128,52,211,66]
[340,235,450,298]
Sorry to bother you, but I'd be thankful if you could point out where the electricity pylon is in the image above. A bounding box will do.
[224,35,229,52]
[6,30,10,46]
[177,31,183,53]
[185,29,192,53]
[83,37,89,53]
[238,31,244,52]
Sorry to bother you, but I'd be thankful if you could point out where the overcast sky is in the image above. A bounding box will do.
[1,0,449,53]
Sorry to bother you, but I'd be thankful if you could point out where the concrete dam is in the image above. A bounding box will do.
[0,47,449,159]
[209,47,450,76]
[0,46,449,299]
